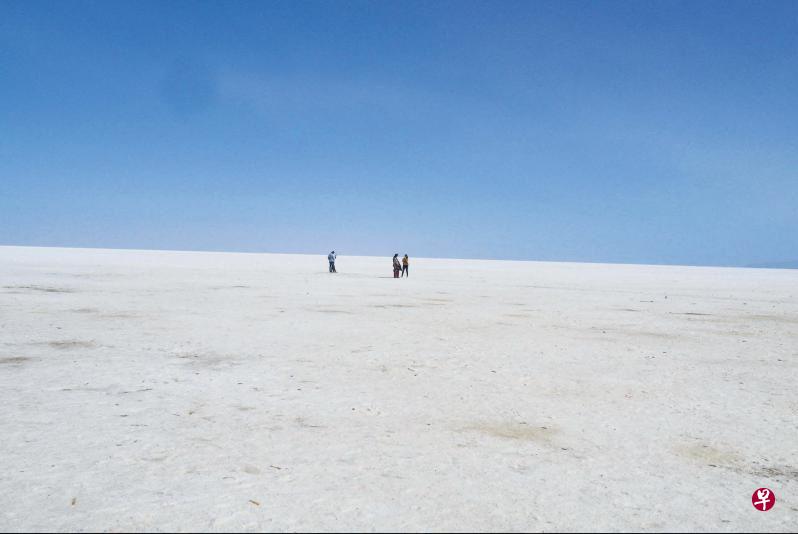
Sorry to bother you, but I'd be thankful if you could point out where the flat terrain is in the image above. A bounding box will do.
[1,246,796,532]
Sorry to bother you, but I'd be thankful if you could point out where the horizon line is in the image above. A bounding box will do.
[2,243,796,271]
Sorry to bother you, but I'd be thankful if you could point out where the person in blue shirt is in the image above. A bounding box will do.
[328,251,337,273]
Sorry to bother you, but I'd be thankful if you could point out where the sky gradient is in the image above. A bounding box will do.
[1,0,796,266]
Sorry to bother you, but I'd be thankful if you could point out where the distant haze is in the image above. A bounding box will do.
[747,261,798,270]
[1,1,796,267]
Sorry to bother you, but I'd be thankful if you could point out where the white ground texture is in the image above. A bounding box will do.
[1,246,796,532]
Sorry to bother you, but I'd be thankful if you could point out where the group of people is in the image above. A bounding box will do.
[327,251,409,278]
[392,254,409,278]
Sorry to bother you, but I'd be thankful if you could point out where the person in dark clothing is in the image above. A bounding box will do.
[401,254,409,277]
[328,251,337,273]
[393,254,401,278]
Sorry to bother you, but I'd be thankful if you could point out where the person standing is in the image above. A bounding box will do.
[401,254,409,277]
[328,251,337,273]
[393,254,401,278]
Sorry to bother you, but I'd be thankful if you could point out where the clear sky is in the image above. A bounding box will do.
[1,0,796,266]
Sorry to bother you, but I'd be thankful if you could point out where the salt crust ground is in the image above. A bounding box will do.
[1,246,796,532]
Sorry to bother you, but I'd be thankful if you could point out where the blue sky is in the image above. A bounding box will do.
[1,0,796,266]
